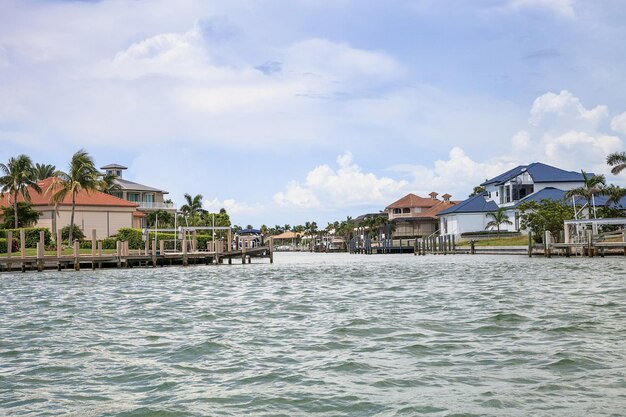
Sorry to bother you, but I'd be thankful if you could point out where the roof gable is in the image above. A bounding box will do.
[386,193,439,209]
[481,162,587,186]
[437,193,499,215]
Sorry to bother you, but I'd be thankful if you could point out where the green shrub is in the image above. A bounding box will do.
[102,238,117,250]
[0,238,6,253]
[80,241,92,250]
[5,228,52,248]
[0,230,5,239]
[61,225,86,242]
[115,228,144,249]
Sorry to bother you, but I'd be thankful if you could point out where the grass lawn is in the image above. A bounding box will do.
[0,248,117,257]
[457,235,529,246]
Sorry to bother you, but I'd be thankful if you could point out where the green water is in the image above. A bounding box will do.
[1,253,625,416]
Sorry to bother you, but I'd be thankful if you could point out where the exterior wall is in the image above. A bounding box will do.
[30,205,135,239]
[387,207,423,221]
[533,182,582,193]
[440,211,520,237]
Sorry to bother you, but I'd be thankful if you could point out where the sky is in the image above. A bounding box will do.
[1,0,626,227]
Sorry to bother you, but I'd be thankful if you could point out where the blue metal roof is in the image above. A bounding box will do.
[437,193,499,215]
[481,162,587,186]
[513,187,616,208]
[238,228,261,235]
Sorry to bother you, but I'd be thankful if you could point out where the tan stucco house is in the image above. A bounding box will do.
[0,177,141,239]
[101,164,176,227]
[385,192,457,238]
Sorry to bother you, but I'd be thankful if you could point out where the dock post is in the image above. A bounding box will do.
[89,229,95,258]
[6,231,12,271]
[20,229,26,260]
[269,237,274,263]
[182,237,188,266]
[152,240,157,267]
[57,229,62,259]
[227,230,233,254]
[74,240,80,271]
[470,240,475,255]
[242,243,246,264]
[451,235,456,253]
[116,241,121,268]
[192,231,197,253]
[144,235,149,257]
[544,231,551,258]
[7,230,12,258]
[37,241,44,271]
[528,232,533,257]
[587,229,594,257]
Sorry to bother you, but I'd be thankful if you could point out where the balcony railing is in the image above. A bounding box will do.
[136,202,176,210]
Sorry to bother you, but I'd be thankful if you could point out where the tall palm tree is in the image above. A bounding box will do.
[485,207,513,235]
[0,155,41,228]
[99,172,121,195]
[607,151,626,175]
[34,163,56,180]
[49,150,99,243]
[180,193,205,217]
[565,170,606,218]
[604,184,626,208]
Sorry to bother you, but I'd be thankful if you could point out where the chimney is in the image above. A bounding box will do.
[442,193,452,203]
[429,191,438,200]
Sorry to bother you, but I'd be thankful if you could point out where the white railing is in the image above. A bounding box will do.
[136,202,176,210]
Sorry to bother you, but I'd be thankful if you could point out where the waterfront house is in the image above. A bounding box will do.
[437,162,592,237]
[101,164,176,227]
[384,192,457,238]
[0,177,140,238]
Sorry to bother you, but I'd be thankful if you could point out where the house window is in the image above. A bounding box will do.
[111,191,123,199]
[402,208,410,214]
[414,207,422,213]
[127,192,140,202]
[393,208,401,214]
[143,194,155,203]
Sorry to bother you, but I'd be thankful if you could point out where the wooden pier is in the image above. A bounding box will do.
[0,229,274,273]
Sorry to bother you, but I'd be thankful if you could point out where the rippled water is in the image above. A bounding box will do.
[1,253,625,416]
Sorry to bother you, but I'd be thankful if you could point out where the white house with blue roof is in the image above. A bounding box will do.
[437,162,592,237]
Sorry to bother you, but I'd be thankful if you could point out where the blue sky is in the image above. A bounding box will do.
[1,0,626,227]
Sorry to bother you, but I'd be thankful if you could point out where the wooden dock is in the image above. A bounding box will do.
[0,229,274,273]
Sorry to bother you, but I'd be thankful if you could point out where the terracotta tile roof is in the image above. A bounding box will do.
[132,211,147,217]
[386,193,440,209]
[0,177,139,208]
[417,200,461,219]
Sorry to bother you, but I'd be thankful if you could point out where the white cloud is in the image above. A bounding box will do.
[274,182,321,208]
[529,90,608,129]
[274,151,408,208]
[611,112,626,135]
[204,197,262,216]
[506,0,575,17]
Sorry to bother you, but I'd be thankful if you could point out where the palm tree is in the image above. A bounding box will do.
[34,163,56,180]
[0,155,41,228]
[49,150,99,243]
[469,185,486,197]
[485,207,513,235]
[564,170,606,218]
[180,193,205,217]
[604,184,626,208]
[607,151,626,175]
[99,171,121,195]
